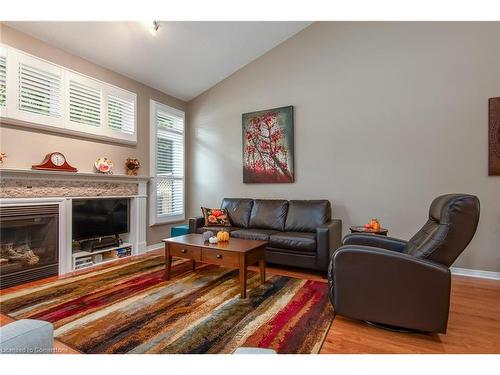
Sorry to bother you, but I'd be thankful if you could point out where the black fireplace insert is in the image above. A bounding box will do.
[0,204,59,289]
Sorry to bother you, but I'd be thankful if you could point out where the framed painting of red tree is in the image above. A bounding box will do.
[242,106,294,183]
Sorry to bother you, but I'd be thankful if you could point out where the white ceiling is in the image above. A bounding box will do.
[5,21,312,101]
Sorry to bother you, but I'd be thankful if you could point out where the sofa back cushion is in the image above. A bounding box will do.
[249,199,289,231]
[221,198,254,228]
[285,200,331,232]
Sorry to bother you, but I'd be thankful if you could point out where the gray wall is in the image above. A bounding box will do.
[187,22,500,272]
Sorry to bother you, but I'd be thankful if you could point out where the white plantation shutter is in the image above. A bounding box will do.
[108,94,135,135]
[69,80,101,127]
[150,101,185,223]
[0,52,6,108]
[0,45,137,143]
[18,62,62,118]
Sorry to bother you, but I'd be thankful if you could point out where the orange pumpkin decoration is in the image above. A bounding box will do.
[364,218,381,231]
[217,231,230,242]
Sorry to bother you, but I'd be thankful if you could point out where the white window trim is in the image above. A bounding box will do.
[149,100,186,226]
[0,43,137,145]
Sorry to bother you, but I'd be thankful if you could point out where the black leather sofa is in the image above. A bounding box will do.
[189,198,342,272]
[328,194,480,333]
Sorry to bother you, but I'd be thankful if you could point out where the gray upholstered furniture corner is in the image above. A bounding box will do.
[0,319,54,354]
[328,194,480,333]
[189,198,342,272]
[233,347,277,354]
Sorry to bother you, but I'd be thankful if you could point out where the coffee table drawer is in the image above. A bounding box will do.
[201,249,239,267]
[167,243,201,261]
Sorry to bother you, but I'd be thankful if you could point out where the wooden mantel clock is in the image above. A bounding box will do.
[32,152,78,172]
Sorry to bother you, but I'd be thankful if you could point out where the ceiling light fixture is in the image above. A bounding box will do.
[149,21,159,36]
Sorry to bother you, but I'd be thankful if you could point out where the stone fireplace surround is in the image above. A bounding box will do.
[0,169,149,275]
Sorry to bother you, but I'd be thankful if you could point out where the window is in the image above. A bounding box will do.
[68,79,101,127]
[8,51,64,128]
[18,62,62,118]
[0,46,6,109]
[150,100,185,224]
[108,94,135,135]
[0,44,137,144]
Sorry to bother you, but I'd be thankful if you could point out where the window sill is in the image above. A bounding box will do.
[149,219,186,228]
[1,117,137,146]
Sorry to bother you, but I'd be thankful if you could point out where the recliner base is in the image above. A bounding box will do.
[365,320,424,334]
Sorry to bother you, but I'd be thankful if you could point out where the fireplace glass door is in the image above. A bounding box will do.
[0,205,59,289]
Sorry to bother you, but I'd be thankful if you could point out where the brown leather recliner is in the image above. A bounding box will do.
[328,194,480,333]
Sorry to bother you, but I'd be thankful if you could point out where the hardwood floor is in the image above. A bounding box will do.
[1,251,499,354]
[320,275,500,354]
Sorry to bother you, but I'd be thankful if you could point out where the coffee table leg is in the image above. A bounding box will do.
[192,260,196,270]
[239,264,247,299]
[259,257,266,284]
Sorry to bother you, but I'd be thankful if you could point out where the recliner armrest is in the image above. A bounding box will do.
[330,245,451,333]
[188,216,205,233]
[316,219,342,272]
[342,233,407,252]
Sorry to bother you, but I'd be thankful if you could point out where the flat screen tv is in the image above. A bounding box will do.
[72,198,129,241]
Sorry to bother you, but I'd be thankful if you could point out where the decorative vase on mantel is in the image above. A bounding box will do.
[125,158,141,176]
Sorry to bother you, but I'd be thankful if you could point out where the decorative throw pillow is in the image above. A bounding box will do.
[201,207,231,227]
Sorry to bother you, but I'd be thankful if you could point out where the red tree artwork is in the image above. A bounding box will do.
[242,106,294,183]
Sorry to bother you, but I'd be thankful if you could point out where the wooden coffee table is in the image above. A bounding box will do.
[162,234,267,298]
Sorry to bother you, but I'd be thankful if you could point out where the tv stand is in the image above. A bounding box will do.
[72,241,133,271]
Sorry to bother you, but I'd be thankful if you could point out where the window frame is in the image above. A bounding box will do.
[149,100,186,226]
[0,43,137,145]
[0,44,8,118]
[11,50,65,129]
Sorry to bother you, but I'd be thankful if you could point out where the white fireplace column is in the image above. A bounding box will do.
[129,180,148,255]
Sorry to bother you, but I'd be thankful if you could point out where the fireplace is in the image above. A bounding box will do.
[0,205,59,289]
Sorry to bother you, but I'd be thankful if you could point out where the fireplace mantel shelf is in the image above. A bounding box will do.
[0,168,150,181]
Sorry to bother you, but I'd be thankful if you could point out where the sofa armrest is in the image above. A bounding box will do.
[316,219,342,272]
[188,216,205,233]
[342,233,407,252]
[0,319,54,354]
[330,245,451,332]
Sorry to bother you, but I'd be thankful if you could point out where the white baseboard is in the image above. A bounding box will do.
[450,267,500,280]
[140,244,500,281]
[146,242,164,252]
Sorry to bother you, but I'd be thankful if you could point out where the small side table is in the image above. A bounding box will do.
[349,226,388,236]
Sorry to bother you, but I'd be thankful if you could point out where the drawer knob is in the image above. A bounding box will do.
[216,254,222,259]
[181,249,187,254]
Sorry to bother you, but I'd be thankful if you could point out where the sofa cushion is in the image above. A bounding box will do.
[221,198,254,228]
[196,226,240,234]
[231,229,278,241]
[201,207,231,227]
[249,199,289,231]
[269,232,317,252]
[284,200,331,232]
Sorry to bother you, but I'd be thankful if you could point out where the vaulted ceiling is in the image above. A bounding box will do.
[5,21,312,101]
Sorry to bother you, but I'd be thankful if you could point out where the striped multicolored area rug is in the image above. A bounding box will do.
[0,254,333,354]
